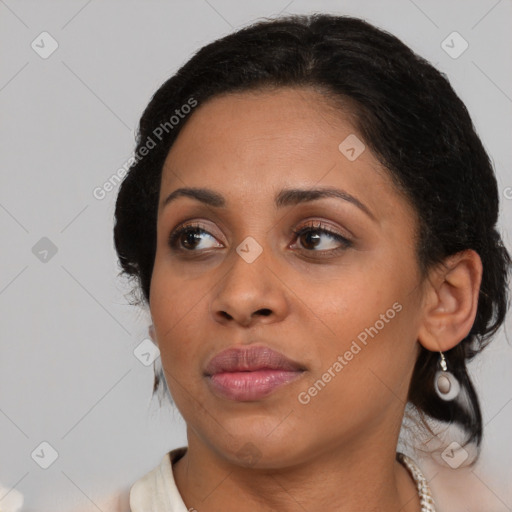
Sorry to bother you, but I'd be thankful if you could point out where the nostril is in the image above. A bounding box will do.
[256,308,272,316]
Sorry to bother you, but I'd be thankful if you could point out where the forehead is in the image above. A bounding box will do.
[164,87,356,164]
[159,87,405,219]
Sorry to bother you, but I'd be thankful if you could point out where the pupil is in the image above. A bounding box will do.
[184,229,200,249]
[303,231,320,248]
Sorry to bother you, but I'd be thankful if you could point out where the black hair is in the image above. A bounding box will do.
[113,13,511,454]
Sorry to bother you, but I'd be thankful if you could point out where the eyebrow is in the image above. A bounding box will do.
[161,186,375,220]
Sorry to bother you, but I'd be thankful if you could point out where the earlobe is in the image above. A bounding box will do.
[417,249,482,353]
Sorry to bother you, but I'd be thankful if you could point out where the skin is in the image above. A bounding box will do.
[148,87,482,512]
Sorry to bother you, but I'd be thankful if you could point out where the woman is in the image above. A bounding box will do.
[113,13,510,512]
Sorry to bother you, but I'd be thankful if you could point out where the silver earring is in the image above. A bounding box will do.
[434,352,460,401]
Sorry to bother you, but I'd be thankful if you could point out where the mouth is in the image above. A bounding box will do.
[204,345,306,401]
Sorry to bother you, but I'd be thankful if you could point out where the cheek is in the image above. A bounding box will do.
[150,255,205,321]
[296,258,421,401]
[149,264,207,367]
[296,309,418,439]
[294,257,414,343]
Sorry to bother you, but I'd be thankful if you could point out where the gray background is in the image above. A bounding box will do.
[0,0,511,511]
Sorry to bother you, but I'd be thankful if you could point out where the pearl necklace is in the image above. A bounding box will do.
[397,452,437,512]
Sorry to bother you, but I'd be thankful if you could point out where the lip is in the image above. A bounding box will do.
[204,345,306,401]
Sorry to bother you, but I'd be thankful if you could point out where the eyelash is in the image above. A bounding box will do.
[291,222,353,254]
[167,221,353,256]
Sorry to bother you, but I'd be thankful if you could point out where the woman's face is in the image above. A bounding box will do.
[150,87,426,468]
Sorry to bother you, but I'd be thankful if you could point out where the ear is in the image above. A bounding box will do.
[417,249,482,353]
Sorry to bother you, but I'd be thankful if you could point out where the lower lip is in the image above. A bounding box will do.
[206,369,304,401]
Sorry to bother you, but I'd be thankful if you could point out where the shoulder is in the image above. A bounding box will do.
[415,453,511,512]
[66,448,188,512]
[129,447,188,512]
[67,487,131,512]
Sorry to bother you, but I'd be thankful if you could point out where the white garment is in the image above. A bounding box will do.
[130,447,189,512]
[129,447,436,512]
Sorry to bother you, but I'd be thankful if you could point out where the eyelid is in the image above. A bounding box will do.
[169,217,224,238]
[292,219,352,240]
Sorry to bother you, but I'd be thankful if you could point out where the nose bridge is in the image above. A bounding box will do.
[209,231,282,323]
[227,233,270,291]
[226,194,276,269]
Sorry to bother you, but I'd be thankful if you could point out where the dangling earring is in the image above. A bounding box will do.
[434,351,460,401]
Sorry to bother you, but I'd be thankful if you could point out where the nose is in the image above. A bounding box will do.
[209,243,288,327]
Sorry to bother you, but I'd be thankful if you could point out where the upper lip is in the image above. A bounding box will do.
[204,345,306,376]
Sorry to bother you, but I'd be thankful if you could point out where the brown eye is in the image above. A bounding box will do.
[168,223,222,251]
[291,222,352,254]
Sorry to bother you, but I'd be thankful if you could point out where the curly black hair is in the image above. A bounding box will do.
[113,13,511,453]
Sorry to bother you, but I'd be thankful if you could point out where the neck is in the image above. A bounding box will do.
[173,429,421,512]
